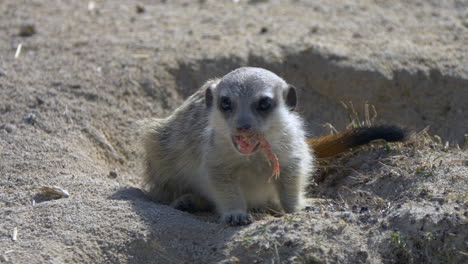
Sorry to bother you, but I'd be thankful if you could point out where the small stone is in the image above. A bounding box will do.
[4,124,15,133]
[249,0,269,4]
[284,239,294,247]
[360,206,369,213]
[357,250,369,261]
[136,4,145,13]
[380,220,388,228]
[353,32,362,38]
[19,22,36,37]
[430,197,445,205]
[339,212,351,218]
[69,84,81,89]
[109,170,118,178]
[418,189,429,197]
[24,113,36,124]
[140,79,157,98]
[310,25,319,34]
[0,70,6,77]
[36,97,45,105]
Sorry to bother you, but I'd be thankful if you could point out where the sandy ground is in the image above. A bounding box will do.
[0,0,467,263]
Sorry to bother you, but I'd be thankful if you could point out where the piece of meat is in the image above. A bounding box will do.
[233,133,280,181]
[258,137,280,182]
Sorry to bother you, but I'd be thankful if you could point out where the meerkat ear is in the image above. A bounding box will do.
[205,81,218,108]
[285,85,297,111]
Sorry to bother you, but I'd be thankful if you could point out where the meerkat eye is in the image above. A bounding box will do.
[219,96,232,111]
[257,97,272,111]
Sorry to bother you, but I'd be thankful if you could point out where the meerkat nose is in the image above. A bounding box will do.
[237,124,252,133]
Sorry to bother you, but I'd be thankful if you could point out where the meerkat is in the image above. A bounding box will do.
[140,67,405,225]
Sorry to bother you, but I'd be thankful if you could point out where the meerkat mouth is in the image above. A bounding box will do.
[231,133,281,181]
[232,134,261,154]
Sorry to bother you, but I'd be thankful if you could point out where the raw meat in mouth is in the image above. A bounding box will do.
[232,133,280,181]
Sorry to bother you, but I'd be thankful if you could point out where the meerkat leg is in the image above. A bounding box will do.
[275,167,304,213]
[208,168,252,225]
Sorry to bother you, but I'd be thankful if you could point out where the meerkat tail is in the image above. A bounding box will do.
[308,125,407,158]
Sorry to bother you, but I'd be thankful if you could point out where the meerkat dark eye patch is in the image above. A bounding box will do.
[285,85,297,111]
[257,97,273,112]
[219,96,232,112]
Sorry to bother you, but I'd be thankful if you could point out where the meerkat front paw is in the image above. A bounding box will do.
[222,212,253,226]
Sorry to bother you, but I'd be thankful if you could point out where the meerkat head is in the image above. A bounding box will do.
[205,67,297,155]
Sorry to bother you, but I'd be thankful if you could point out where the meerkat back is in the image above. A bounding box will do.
[141,82,215,204]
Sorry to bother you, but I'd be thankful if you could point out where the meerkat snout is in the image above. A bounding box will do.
[235,110,254,133]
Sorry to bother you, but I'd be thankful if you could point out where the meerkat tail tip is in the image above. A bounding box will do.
[351,125,407,145]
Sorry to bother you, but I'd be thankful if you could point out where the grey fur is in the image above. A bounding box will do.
[141,67,314,225]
